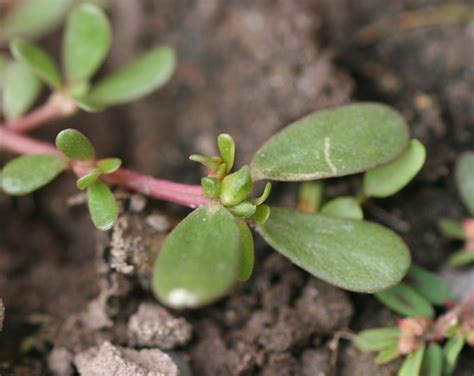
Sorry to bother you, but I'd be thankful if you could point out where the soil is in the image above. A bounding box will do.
[1,0,473,375]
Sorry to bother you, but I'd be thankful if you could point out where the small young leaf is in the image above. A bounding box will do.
[363,139,426,198]
[375,342,400,365]
[398,346,425,376]
[201,177,221,199]
[405,264,452,305]
[320,196,364,220]
[355,327,401,353]
[55,129,95,161]
[237,220,255,281]
[447,250,474,267]
[298,181,324,213]
[421,343,442,376]
[63,3,111,83]
[97,158,121,174]
[375,282,434,318]
[153,204,241,309]
[189,154,222,172]
[443,336,465,375]
[3,62,42,120]
[1,154,65,195]
[230,201,257,218]
[257,208,410,292]
[253,182,272,206]
[87,180,118,231]
[251,204,270,224]
[84,46,176,108]
[77,170,101,190]
[218,134,235,173]
[455,152,474,216]
[220,166,253,207]
[250,103,409,181]
[10,39,62,89]
[438,219,466,240]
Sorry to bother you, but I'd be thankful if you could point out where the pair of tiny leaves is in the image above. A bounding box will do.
[8,3,176,113]
[374,264,452,318]
[153,204,411,309]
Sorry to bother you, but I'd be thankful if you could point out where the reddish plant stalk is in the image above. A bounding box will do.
[0,127,210,208]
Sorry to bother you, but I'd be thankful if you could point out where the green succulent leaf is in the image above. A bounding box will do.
[438,219,466,240]
[298,181,325,213]
[257,208,410,292]
[250,103,409,181]
[455,152,474,215]
[10,38,62,89]
[76,170,101,190]
[443,336,464,375]
[220,166,253,207]
[87,180,118,231]
[375,282,434,318]
[201,177,221,199]
[375,342,400,365]
[1,154,65,195]
[55,129,95,161]
[251,204,270,224]
[217,134,235,173]
[421,343,442,376]
[83,46,176,108]
[320,196,363,220]
[63,3,111,83]
[230,201,257,218]
[253,182,272,206]
[398,346,425,376]
[405,264,452,305]
[0,0,74,41]
[153,204,241,309]
[447,250,474,267]
[3,61,42,119]
[237,220,255,281]
[97,158,121,174]
[355,327,401,353]
[363,139,426,197]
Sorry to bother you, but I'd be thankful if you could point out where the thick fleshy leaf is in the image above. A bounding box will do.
[405,264,451,305]
[84,47,176,108]
[0,0,74,41]
[218,134,235,173]
[237,220,254,281]
[77,170,101,190]
[55,129,95,161]
[87,181,118,231]
[448,250,474,267]
[320,196,363,220]
[1,154,65,195]
[438,219,466,240]
[363,139,426,197]
[97,158,121,174]
[63,4,111,83]
[398,346,425,376]
[421,343,442,376]
[3,62,42,119]
[257,208,410,292]
[153,204,241,309]
[355,328,401,352]
[455,152,474,215]
[375,282,434,318]
[250,103,409,181]
[443,336,465,375]
[298,181,324,213]
[220,166,253,207]
[251,204,270,224]
[10,39,61,89]
[375,342,400,365]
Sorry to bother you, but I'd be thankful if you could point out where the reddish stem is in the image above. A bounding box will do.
[0,127,210,208]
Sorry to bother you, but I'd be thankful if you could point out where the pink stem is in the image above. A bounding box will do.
[0,127,210,208]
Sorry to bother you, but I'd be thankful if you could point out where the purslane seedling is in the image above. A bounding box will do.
[1,4,425,309]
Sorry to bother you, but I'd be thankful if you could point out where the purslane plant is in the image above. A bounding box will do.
[1,3,426,309]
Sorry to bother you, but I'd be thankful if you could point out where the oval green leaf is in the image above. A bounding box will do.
[10,38,62,89]
[375,282,434,317]
[320,196,363,220]
[218,134,235,173]
[443,336,464,375]
[1,154,65,195]
[448,250,474,268]
[55,129,95,161]
[363,139,426,198]
[97,158,121,174]
[84,46,176,108]
[63,3,111,83]
[237,220,255,281]
[250,103,409,181]
[455,152,474,216]
[153,204,241,309]
[421,343,442,376]
[3,61,42,119]
[257,208,410,292]
[399,346,425,376]
[87,180,118,231]
[438,219,466,240]
[405,264,452,306]
[355,327,401,353]
[77,170,101,190]
[298,181,325,213]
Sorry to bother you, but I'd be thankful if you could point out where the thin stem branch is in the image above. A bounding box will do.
[0,127,210,208]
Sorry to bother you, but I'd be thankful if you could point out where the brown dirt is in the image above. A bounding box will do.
[1,0,473,375]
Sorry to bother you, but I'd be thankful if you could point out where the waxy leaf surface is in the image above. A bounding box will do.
[257,208,410,292]
[153,204,241,309]
[251,103,409,181]
[455,152,474,215]
[320,196,363,220]
[405,264,451,305]
[87,181,118,231]
[355,328,400,353]
[237,220,254,281]
[56,129,95,161]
